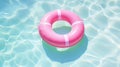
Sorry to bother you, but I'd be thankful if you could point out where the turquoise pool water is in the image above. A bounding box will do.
[0,0,120,67]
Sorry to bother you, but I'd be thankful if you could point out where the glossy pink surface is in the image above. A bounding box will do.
[38,10,84,48]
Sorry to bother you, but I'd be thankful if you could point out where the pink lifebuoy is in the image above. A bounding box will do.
[38,10,84,48]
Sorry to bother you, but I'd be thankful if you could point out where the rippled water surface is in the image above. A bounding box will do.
[0,0,120,67]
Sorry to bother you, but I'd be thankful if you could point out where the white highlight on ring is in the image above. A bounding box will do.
[41,22,51,26]
[72,21,83,26]
[57,10,61,20]
[44,15,49,22]
[64,35,69,46]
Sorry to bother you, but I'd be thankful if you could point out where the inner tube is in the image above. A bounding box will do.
[38,10,84,48]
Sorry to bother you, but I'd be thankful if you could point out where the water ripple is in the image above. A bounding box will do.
[0,0,120,67]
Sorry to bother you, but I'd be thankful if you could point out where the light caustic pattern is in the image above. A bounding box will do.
[0,0,120,67]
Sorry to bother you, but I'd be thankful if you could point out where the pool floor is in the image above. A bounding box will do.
[0,0,120,67]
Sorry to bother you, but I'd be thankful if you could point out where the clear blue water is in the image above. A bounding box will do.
[0,0,120,67]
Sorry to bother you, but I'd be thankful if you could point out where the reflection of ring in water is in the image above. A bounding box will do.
[42,34,88,63]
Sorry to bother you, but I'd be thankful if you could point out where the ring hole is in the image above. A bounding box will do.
[52,20,72,34]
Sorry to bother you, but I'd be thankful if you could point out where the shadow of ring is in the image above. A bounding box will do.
[42,34,88,63]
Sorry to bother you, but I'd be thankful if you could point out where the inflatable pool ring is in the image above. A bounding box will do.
[38,10,84,48]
